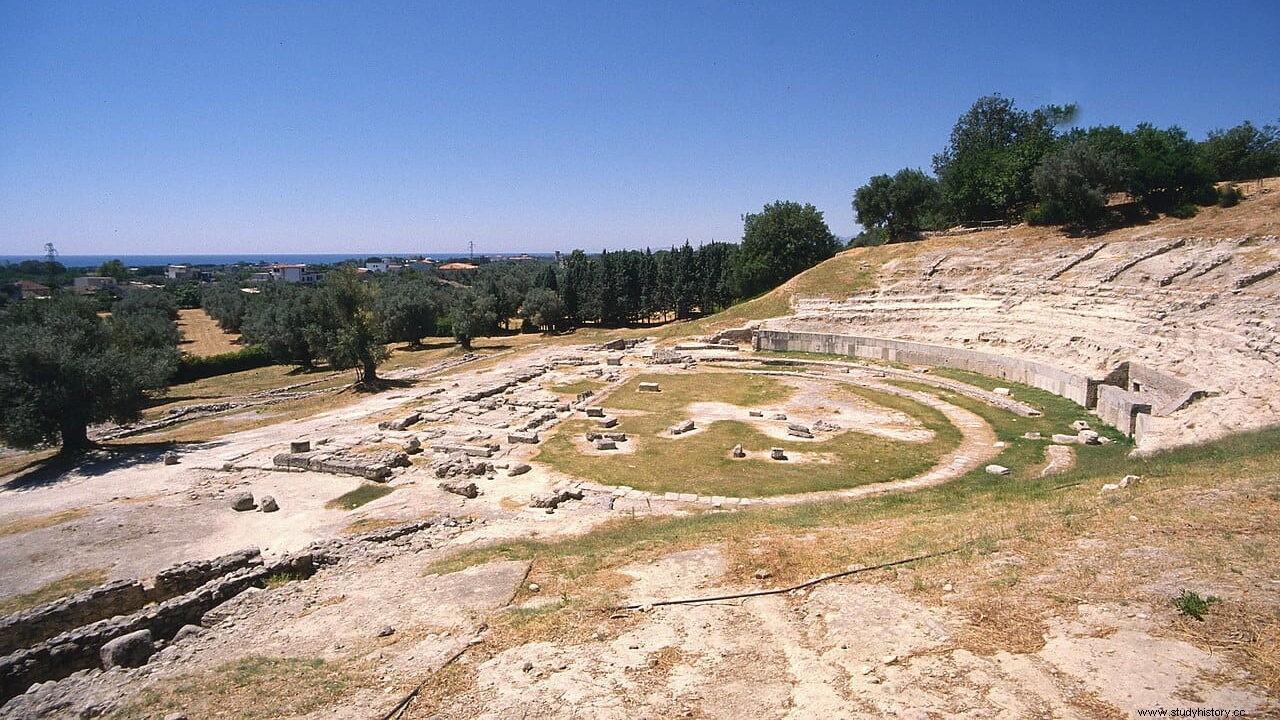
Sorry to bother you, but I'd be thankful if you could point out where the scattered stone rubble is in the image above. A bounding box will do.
[787,423,813,439]
[438,480,480,498]
[650,350,693,365]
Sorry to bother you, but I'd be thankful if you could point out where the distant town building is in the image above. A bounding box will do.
[72,276,118,294]
[438,262,478,271]
[13,279,51,299]
[364,261,389,273]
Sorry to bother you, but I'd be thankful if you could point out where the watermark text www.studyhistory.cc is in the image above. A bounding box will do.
[1135,707,1250,717]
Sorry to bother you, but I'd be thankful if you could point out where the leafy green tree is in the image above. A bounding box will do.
[1031,141,1127,229]
[519,287,564,331]
[309,266,388,383]
[448,288,498,350]
[111,290,181,350]
[163,282,202,309]
[97,259,130,281]
[1124,124,1217,211]
[853,168,944,240]
[201,278,250,332]
[375,276,439,347]
[933,95,1076,222]
[0,297,178,452]
[1200,120,1280,182]
[729,201,840,299]
[241,283,319,368]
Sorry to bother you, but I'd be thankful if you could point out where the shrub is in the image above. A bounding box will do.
[1168,203,1199,219]
[174,345,273,382]
[1172,589,1219,621]
[1218,184,1243,208]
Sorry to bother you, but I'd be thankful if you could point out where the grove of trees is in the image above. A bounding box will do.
[853,95,1280,237]
[0,294,180,452]
[191,200,839,379]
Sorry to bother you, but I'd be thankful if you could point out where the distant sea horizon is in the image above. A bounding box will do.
[0,252,555,269]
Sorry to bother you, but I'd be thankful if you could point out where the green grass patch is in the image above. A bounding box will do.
[0,568,109,617]
[325,483,394,510]
[889,377,1131,481]
[548,379,604,396]
[116,656,357,719]
[536,372,959,497]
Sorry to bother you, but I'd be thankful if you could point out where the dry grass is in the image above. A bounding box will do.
[113,656,361,719]
[176,308,242,356]
[0,447,58,480]
[0,568,109,617]
[953,596,1051,655]
[0,507,88,537]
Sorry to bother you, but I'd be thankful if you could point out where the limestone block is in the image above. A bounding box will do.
[229,492,255,512]
[100,629,154,670]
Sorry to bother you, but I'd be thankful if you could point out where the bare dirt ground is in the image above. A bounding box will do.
[176,308,241,357]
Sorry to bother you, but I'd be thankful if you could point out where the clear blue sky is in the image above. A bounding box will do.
[2,1,1277,256]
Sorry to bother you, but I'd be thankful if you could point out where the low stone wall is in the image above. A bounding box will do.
[753,330,1205,441]
[754,330,1096,407]
[0,565,272,702]
[0,548,261,659]
[0,581,148,657]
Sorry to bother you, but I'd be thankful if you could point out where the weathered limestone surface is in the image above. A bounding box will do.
[767,234,1280,453]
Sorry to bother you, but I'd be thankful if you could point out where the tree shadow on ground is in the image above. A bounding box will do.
[352,378,415,394]
[393,340,458,353]
[1,440,227,492]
